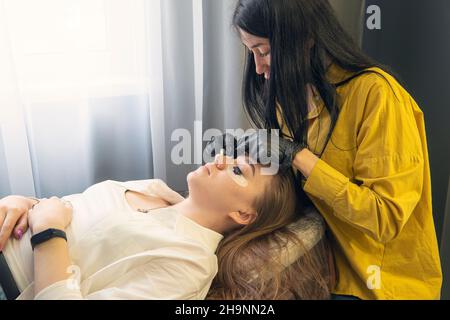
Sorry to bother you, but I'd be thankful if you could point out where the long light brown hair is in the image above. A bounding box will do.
[207,169,335,300]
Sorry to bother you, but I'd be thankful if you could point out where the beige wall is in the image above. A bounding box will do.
[328,0,365,46]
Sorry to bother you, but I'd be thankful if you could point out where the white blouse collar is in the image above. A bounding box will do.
[119,179,186,204]
[176,214,224,253]
[117,179,224,252]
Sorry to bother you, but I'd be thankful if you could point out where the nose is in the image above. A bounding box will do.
[214,154,233,170]
[254,55,266,75]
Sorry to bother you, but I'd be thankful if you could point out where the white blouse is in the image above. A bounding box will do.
[2,179,223,300]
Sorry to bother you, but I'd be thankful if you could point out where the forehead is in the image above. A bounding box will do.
[235,155,255,165]
[239,29,270,47]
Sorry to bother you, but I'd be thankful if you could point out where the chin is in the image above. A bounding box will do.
[186,172,196,189]
[187,173,211,200]
[186,171,202,192]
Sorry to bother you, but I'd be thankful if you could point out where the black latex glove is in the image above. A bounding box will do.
[237,131,307,172]
[204,133,238,159]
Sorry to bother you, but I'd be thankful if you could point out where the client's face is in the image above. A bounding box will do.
[187,156,272,216]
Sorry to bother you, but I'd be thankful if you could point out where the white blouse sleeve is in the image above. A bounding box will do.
[34,280,84,300]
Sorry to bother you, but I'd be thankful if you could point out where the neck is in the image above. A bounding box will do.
[171,198,227,235]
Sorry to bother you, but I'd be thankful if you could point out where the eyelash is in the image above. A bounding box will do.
[232,166,243,176]
[249,49,270,58]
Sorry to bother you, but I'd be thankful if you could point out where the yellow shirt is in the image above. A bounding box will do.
[277,64,443,299]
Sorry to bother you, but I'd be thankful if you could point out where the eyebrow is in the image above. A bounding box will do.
[250,43,266,49]
[242,41,267,50]
[237,156,256,177]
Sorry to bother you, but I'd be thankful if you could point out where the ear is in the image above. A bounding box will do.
[228,210,257,227]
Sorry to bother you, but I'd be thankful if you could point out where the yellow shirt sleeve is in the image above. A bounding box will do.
[304,79,425,243]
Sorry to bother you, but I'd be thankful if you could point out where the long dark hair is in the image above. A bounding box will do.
[232,0,393,154]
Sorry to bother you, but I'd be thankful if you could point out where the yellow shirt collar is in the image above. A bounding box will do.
[325,62,355,85]
[307,63,356,119]
[279,64,355,122]
[306,84,324,120]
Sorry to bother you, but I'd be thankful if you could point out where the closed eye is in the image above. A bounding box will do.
[247,47,270,58]
[232,166,243,176]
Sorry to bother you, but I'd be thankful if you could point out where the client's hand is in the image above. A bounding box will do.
[204,133,238,159]
[28,197,73,235]
[0,195,37,250]
[237,131,308,172]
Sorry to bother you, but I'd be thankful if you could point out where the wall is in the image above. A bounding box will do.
[329,0,366,45]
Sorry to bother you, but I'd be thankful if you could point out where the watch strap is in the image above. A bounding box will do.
[31,228,67,251]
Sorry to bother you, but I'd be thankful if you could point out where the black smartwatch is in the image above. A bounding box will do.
[31,229,67,251]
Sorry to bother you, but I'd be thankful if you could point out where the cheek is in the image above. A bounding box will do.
[226,168,249,188]
[214,173,252,205]
[188,171,232,197]
[226,179,260,207]
[221,175,242,196]
[188,170,258,208]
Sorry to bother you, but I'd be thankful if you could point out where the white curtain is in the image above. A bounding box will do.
[0,0,246,197]
[0,0,364,198]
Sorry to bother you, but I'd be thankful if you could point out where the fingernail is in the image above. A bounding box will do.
[17,229,23,240]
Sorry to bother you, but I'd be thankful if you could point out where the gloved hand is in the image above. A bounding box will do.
[237,131,308,172]
[204,133,239,159]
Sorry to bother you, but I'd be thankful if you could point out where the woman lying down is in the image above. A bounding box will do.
[0,155,334,300]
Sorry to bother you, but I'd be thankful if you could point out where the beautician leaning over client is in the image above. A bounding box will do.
[224,0,442,299]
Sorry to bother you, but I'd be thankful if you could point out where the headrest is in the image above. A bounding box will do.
[271,207,325,269]
[246,207,326,284]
